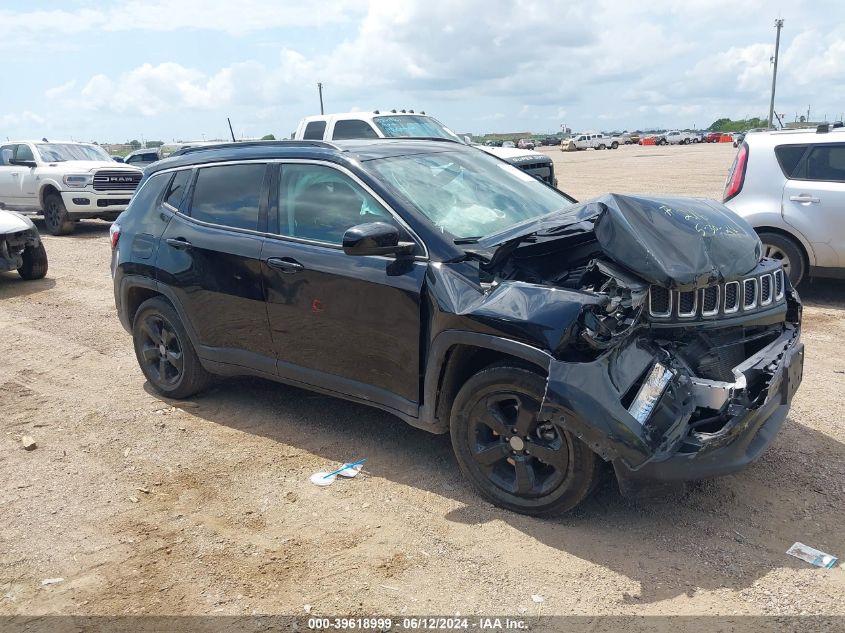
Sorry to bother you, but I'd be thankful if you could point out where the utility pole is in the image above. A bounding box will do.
[317,82,324,115]
[768,18,784,129]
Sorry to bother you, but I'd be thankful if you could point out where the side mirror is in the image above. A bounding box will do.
[9,159,37,168]
[342,222,415,257]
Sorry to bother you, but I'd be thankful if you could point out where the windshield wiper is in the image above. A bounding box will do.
[453,236,483,244]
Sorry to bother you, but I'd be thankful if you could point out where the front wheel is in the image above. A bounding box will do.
[17,241,48,280]
[758,231,806,286]
[450,366,602,516]
[611,141,619,149]
[43,193,75,236]
[132,297,212,398]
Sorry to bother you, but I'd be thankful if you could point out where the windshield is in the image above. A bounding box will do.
[366,150,574,240]
[36,143,111,163]
[373,115,461,141]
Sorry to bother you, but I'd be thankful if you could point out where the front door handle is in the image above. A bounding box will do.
[165,237,193,250]
[266,257,304,274]
[789,194,820,203]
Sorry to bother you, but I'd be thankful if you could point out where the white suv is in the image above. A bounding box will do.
[0,141,143,235]
[724,125,845,285]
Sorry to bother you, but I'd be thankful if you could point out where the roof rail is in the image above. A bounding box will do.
[173,139,341,156]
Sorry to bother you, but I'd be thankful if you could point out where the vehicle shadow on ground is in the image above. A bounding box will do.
[32,219,113,239]
[798,277,845,308]
[173,366,845,605]
[0,273,56,298]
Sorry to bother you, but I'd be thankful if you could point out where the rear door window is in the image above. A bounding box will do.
[332,119,379,140]
[804,144,845,182]
[775,144,808,178]
[188,163,267,231]
[303,121,327,140]
[0,145,14,166]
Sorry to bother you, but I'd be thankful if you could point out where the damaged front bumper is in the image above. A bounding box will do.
[1,228,39,273]
[540,320,804,496]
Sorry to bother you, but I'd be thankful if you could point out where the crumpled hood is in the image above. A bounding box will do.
[479,193,762,290]
[0,210,35,234]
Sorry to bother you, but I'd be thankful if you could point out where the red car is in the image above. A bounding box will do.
[705,132,723,143]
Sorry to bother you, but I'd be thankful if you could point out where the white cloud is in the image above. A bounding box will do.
[0,0,362,35]
[0,111,46,127]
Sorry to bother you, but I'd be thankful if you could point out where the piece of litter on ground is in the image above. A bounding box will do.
[531,594,544,603]
[137,487,150,494]
[310,472,336,487]
[787,542,837,569]
[380,584,400,591]
[21,436,37,451]
[41,578,64,586]
[128,496,140,503]
[303,604,312,614]
[123,448,131,458]
[337,462,364,478]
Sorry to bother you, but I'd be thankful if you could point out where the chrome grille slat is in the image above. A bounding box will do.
[760,274,772,305]
[724,281,740,313]
[774,269,785,300]
[701,285,720,316]
[677,290,697,318]
[743,278,757,309]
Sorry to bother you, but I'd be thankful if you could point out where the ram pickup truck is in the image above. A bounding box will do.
[571,133,621,150]
[0,141,143,235]
[294,112,558,188]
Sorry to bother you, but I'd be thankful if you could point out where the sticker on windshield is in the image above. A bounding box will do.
[498,163,535,182]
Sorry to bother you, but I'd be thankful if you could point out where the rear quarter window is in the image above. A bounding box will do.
[774,144,808,178]
[805,144,845,182]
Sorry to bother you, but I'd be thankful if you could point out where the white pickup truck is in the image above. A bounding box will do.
[0,140,143,235]
[570,133,622,150]
[294,111,558,188]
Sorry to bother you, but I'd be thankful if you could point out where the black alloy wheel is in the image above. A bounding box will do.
[450,366,601,515]
[138,312,185,388]
[132,297,211,398]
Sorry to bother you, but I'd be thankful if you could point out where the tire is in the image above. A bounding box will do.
[758,231,806,286]
[132,297,212,399]
[17,241,48,280]
[611,141,619,149]
[450,366,602,516]
[597,143,606,150]
[43,193,75,236]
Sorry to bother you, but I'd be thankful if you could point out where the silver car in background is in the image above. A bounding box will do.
[724,124,845,285]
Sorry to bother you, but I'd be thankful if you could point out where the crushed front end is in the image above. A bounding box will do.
[0,223,41,273]
[471,193,805,495]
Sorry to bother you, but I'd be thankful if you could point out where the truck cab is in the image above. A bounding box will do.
[294,111,558,188]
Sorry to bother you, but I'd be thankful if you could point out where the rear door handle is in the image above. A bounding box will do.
[789,194,820,203]
[266,257,304,274]
[165,238,193,250]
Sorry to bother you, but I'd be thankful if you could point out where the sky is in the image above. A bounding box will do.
[2,0,844,143]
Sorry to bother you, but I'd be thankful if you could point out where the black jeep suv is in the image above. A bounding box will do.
[111,139,804,515]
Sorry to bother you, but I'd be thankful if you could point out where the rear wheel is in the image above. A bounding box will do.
[758,231,805,286]
[611,141,619,149]
[43,193,75,236]
[450,366,602,516]
[17,241,48,280]
[132,297,212,398]
[597,143,606,150]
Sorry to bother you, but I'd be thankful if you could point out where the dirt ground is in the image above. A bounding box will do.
[2,142,844,624]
